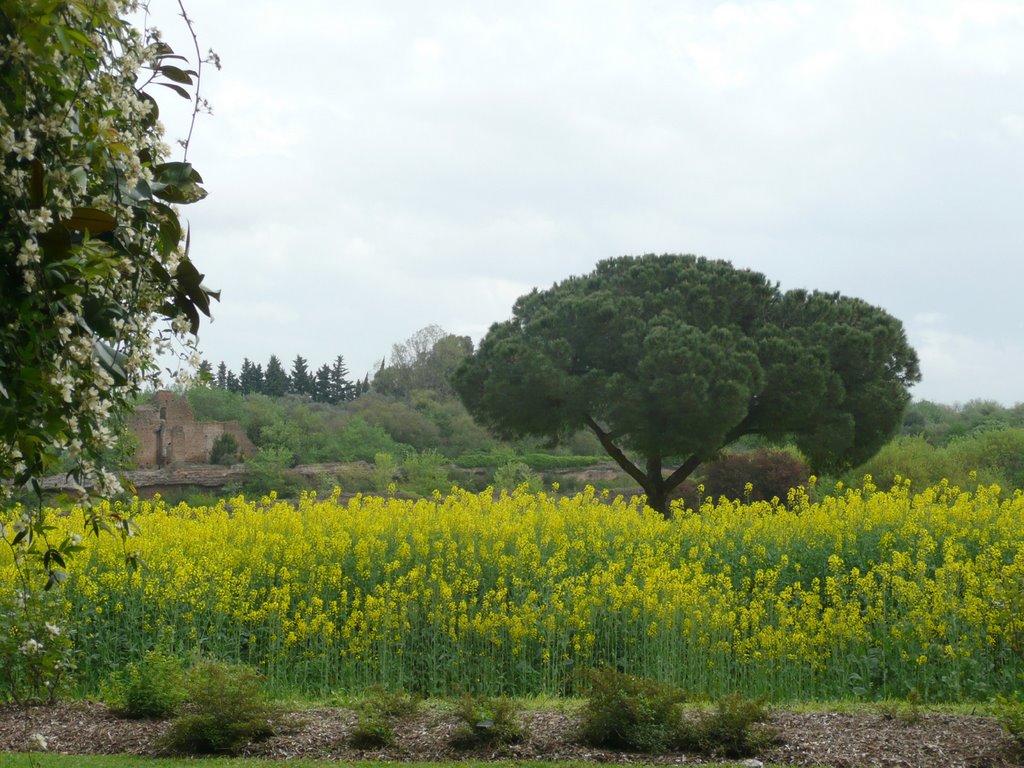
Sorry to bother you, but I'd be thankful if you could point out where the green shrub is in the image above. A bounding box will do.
[852,436,960,490]
[452,451,605,470]
[243,446,295,496]
[161,661,276,755]
[209,432,240,465]
[333,417,405,463]
[949,428,1024,491]
[579,667,686,753]
[348,686,419,748]
[361,685,419,718]
[681,693,773,758]
[403,449,450,496]
[521,453,606,470]
[493,460,543,493]
[348,711,395,748]
[325,463,373,493]
[447,466,489,492]
[878,688,923,724]
[0,588,75,704]
[102,650,186,719]
[451,450,516,469]
[371,452,398,493]
[996,694,1024,747]
[451,692,523,748]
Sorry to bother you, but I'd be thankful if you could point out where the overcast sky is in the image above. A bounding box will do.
[147,1,1024,405]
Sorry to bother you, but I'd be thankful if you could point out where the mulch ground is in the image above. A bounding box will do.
[0,701,1020,767]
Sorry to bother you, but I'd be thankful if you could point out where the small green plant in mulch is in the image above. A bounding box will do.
[578,666,687,753]
[450,692,523,748]
[102,650,186,719]
[348,686,420,749]
[995,693,1024,749]
[879,688,924,725]
[160,660,277,755]
[681,692,776,758]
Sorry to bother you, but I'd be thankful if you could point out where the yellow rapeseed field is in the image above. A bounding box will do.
[3,479,1023,700]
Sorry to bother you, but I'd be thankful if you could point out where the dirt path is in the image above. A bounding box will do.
[0,702,1019,767]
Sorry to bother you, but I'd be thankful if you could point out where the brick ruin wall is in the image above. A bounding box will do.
[129,391,256,467]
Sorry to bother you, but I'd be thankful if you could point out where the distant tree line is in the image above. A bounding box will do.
[900,399,1024,446]
[200,354,370,404]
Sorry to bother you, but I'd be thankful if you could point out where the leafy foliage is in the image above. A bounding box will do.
[347,711,395,748]
[402,449,450,496]
[208,433,239,466]
[451,451,606,470]
[902,399,1024,446]
[853,428,1024,491]
[371,452,398,494]
[579,667,687,752]
[102,650,185,719]
[451,692,523,748]
[454,255,920,514]
[242,446,294,497]
[995,691,1024,748]
[683,448,809,507]
[493,460,543,493]
[0,582,74,703]
[679,693,774,758]
[0,0,217,505]
[374,325,473,399]
[348,686,419,748]
[161,661,276,755]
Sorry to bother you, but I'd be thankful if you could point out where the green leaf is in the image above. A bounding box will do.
[152,163,207,204]
[65,207,117,233]
[154,162,203,185]
[157,64,197,84]
[44,569,68,591]
[154,183,207,204]
[93,340,129,386]
[68,165,88,192]
[43,548,66,569]
[37,224,72,261]
[54,25,70,53]
[157,82,191,100]
[30,159,44,206]
[147,41,175,57]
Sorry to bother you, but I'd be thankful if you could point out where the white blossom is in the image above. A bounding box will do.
[12,129,36,161]
[15,239,41,266]
[20,638,43,656]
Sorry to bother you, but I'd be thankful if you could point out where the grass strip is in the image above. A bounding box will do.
[1,759,787,768]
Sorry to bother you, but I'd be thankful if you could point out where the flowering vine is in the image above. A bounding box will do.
[1,0,216,584]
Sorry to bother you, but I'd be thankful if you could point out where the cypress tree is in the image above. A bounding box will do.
[290,355,313,396]
[264,354,290,397]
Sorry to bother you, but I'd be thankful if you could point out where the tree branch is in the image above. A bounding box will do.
[584,415,649,490]
[663,454,702,492]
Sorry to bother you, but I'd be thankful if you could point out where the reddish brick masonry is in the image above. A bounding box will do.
[128,391,255,467]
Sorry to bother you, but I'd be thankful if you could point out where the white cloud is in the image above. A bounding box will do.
[908,316,1024,405]
[850,1,911,56]
[1001,114,1024,140]
[140,1,1024,403]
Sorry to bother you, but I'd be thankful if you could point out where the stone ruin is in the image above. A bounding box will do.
[128,391,255,467]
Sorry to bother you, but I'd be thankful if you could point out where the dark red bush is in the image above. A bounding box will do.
[674,449,810,510]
